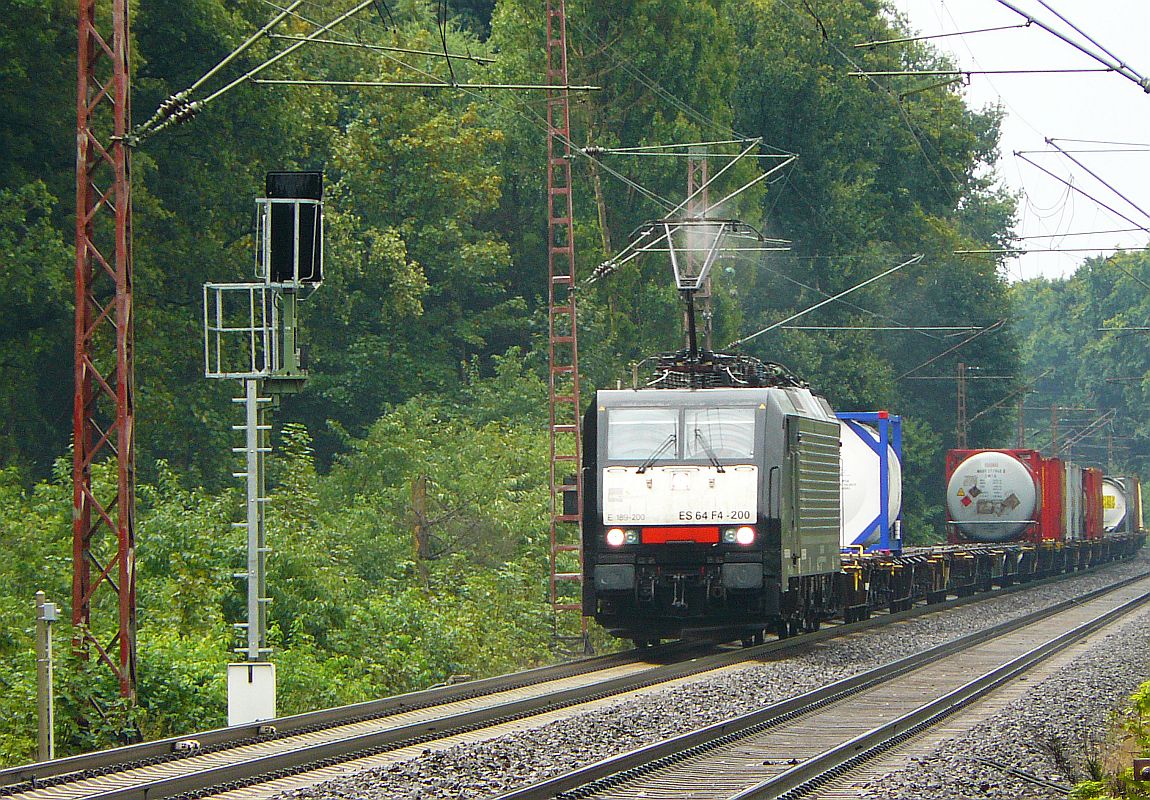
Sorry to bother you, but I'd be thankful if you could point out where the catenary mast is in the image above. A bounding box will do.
[74,0,137,700]
[545,0,587,649]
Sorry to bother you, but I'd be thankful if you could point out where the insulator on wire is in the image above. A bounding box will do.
[588,261,616,284]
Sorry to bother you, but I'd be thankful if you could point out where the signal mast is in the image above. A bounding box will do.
[203,172,323,723]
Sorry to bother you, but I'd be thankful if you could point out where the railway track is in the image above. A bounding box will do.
[2,565,1141,800]
[492,572,1150,800]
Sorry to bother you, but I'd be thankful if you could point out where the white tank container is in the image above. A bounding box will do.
[1102,476,1130,532]
[946,451,1039,543]
[839,421,901,548]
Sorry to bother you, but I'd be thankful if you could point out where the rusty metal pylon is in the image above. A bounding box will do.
[74,0,137,700]
[545,0,586,649]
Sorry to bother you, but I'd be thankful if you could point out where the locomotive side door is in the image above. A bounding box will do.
[782,414,842,582]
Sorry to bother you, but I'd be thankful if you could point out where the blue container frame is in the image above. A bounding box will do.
[837,411,903,553]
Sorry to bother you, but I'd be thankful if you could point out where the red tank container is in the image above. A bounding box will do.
[946,449,1066,544]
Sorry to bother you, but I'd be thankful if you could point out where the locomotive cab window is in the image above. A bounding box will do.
[606,408,679,460]
[685,408,756,459]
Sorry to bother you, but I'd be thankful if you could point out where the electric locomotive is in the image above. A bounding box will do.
[581,351,842,644]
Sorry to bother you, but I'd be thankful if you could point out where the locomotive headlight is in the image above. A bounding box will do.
[722,527,737,543]
[735,526,756,545]
[606,528,627,547]
[625,529,640,544]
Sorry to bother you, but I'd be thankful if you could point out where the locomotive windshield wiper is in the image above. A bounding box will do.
[636,433,676,473]
[694,428,726,473]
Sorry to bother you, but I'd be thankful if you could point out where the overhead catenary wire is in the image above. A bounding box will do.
[1034,0,1141,84]
[1051,138,1150,148]
[741,256,946,341]
[894,320,1007,381]
[204,2,379,102]
[728,254,925,348]
[957,247,1150,255]
[854,23,1030,49]
[266,33,495,63]
[850,68,1116,77]
[781,325,979,331]
[668,139,770,220]
[1040,148,1150,154]
[254,79,601,90]
[587,156,798,284]
[566,18,773,148]
[252,4,599,90]
[1045,138,1150,227]
[992,0,1150,93]
[313,3,685,211]
[260,0,671,216]
[1012,227,1146,239]
[1015,152,1150,237]
[134,0,380,142]
[864,2,1150,283]
[588,139,794,156]
[904,375,1021,380]
[777,0,965,211]
[132,0,306,140]
[967,370,1054,426]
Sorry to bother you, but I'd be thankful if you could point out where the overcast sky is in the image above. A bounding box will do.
[890,0,1150,281]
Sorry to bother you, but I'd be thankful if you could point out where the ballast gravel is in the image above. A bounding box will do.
[277,555,1150,800]
[854,610,1150,800]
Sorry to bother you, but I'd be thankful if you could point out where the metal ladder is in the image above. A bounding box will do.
[232,378,273,661]
[546,0,588,653]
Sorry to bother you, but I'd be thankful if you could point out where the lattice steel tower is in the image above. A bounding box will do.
[545,0,586,647]
[74,0,136,700]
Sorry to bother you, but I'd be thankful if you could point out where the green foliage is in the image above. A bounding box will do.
[1011,253,1150,475]
[0,182,73,474]
[0,384,556,763]
[1070,679,1150,800]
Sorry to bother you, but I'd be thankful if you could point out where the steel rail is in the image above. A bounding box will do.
[490,570,1150,800]
[5,561,1142,800]
[0,641,706,789]
[738,588,1150,799]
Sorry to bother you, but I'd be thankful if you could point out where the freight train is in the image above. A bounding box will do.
[581,351,1144,646]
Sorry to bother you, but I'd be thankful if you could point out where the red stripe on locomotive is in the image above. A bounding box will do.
[640,526,720,544]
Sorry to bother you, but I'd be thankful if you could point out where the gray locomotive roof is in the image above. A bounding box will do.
[596,386,837,420]
[598,387,774,406]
